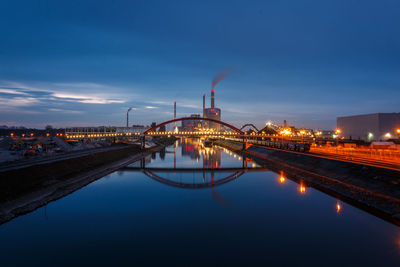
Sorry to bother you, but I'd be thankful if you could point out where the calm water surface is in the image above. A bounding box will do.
[0,139,399,266]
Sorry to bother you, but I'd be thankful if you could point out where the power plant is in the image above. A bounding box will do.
[203,89,222,131]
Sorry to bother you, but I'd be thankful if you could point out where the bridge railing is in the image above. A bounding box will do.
[65,132,142,139]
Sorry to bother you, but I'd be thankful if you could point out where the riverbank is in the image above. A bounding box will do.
[0,141,170,225]
[215,140,400,226]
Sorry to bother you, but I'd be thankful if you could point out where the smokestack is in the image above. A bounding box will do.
[174,101,176,120]
[203,94,205,117]
[211,90,215,110]
[174,101,177,129]
[127,107,133,128]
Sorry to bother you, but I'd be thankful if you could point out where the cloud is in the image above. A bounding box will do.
[0,80,127,105]
[0,89,29,95]
[145,106,158,109]
[48,108,84,114]
[52,93,125,104]
[0,96,40,107]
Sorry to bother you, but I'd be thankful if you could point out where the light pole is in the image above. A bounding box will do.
[335,129,341,149]
[126,107,134,128]
[300,130,305,143]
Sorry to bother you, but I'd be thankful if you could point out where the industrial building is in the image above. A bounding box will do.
[203,90,222,131]
[181,114,202,130]
[337,113,400,141]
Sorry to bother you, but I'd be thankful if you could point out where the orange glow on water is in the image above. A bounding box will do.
[336,202,341,213]
[280,176,286,183]
[299,184,306,194]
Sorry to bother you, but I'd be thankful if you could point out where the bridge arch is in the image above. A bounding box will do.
[144,117,244,135]
[143,170,245,189]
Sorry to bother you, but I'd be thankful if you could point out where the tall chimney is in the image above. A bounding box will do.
[174,101,177,129]
[211,89,215,110]
[203,94,205,117]
[174,101,176,120]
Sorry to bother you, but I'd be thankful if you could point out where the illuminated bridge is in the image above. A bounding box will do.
[65,117,314,146]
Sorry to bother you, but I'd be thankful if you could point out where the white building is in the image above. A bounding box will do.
[337,113,400,141]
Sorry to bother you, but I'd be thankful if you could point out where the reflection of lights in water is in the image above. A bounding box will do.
[336,202,341,213]
[279,171,286,183]
[238,157,242,160]
[299,184,306,194]
[234,154,236,158]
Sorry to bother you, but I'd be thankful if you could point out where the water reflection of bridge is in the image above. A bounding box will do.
[122,167,267,172]
[122,167,267,189]
[125,138,267,189]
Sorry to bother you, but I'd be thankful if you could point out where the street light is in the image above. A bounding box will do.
[299,130,305,143]
[335,129,341,148]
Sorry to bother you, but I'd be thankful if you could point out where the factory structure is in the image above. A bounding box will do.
[202,89,222,131]
[337,113,400,141]
[179,89,223,132]
[179,71,228,131]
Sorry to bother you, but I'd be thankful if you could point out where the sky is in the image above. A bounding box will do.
[0,0,399,130]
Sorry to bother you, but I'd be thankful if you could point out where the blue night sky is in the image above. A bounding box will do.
[0,0,399,129]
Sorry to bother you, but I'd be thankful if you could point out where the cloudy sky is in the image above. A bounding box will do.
[1,0,399,129]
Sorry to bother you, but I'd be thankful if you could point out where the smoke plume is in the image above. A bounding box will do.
[212,69,231,90]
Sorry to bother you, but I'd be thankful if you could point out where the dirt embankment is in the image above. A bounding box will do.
[216,140,400,226]
[0,145,141,201]
[0,144,157,225]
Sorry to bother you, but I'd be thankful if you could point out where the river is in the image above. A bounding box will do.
[0,138,399,266]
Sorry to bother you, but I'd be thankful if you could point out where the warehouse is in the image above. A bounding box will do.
[337,113,400,141]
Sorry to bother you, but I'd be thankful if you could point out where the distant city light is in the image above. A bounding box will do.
[385,132,392,138]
